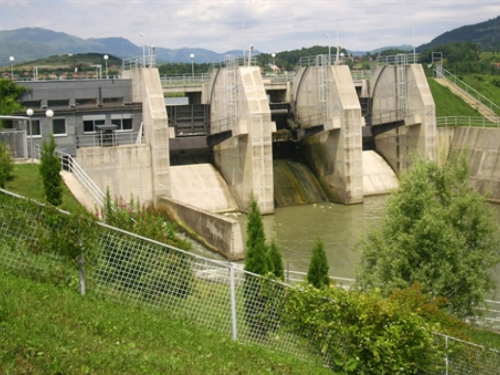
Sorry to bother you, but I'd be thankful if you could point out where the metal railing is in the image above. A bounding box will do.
[261,72,296,83]
[436,116,500,128]
[369,110,404,126]
[76,131,141,148]
[122,54,156,72]
[33,145,105,207]
[1,188,499,374]
[377,53,419,65]
[210,55,258,70]
[209,117,232,135]
[0,129,27,159]
[434,68,500,117]
[160,73,211,86]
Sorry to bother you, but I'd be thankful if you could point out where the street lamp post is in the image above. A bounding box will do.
[9,56,14,80]
[271,53,276,72]
[45,109,54,137]
[103,55,109,79]
[325,34,331,65]
[190,53,195,79]
[26,108,34,164]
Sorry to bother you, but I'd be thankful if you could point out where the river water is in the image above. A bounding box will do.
[191,195,500,293]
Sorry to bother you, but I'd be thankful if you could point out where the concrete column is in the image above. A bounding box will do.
[123,68,171,205]
[295,65,364,204]
[211,66,275,214]
[372,64,436,173]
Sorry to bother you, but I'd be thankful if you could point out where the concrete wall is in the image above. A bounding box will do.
[123,68,171,203]
[295,65,364,204]
[77,144,153,203]
[211,66,275,214]
[157,197,244,260]
[372,64,436,173]
[446,127,500,203]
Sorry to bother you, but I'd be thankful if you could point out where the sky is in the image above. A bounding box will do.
[1,0,499,54]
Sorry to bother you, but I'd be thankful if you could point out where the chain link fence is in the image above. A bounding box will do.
[0,188,499,373]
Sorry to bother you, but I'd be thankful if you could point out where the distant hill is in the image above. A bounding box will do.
[417,16,500,52]
[0,27,256,67]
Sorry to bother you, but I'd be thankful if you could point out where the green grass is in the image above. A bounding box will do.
[428,78,482,118]
[460,74,500,116]
[0,271,333,375]
[5,163,83,213]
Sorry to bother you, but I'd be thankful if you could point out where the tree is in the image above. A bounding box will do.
[243,196,283,337]
[357,152,500,319]
[0,79,26,118]
[244,197,270,276]
[307,238,330,289]
[39,135,63,206]
[268,239,284,280]
[0,141,14,188]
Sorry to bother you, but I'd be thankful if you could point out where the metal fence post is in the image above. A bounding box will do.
[229,265,238,341]
[78,226,86,296]
[445,335,449,375]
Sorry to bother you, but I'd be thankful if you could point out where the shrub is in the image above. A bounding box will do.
[0,141,14,189]
[281,285,444,374]
[307,238,330,289]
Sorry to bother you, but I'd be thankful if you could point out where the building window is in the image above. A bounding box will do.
[103,97,123,105]
[27,119,41,137]
[22,101,41,109]
[76,98,97,106]
[52,118,66,135]
[83,115,106,133]
[48,99,69,108]
[111,114,133,131]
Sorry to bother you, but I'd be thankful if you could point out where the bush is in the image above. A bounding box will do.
[0,141,13,189]
[307,238,330,289]
[281,285,444,374]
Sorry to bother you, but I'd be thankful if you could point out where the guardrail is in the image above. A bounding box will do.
[34,144,105,207]
[436,116,500,128]
[160,73,211,86]
[209,117,232,135]
[76,132,141,148]
[377,53,419,65]
[435,68,500,118]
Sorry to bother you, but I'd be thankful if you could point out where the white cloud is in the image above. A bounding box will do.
[0,0,499,53]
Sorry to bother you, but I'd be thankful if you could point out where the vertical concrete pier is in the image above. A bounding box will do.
[370,63,436,172]
[294,63,364,204]
[210,65,276,214]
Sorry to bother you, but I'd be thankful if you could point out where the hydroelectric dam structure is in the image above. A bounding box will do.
[22,53,436,260]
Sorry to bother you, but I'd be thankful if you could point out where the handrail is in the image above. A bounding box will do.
[376,53,419,65]
[34,144,105,207]
[435,68,500,117]
[160,73,211,86]
[436,116,500,128]
[76,132,140,148]
[209,117,232,135]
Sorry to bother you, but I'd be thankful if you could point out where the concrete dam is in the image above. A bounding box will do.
[76,54,436,260]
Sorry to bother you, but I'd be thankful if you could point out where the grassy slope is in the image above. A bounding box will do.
[428,78,482,117]
[461,74,500,116]
[5,163,83,213]
[0,271,333,375]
